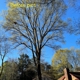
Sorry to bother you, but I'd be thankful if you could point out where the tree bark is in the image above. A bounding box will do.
[37,51,42,80]
[37,59,42,80]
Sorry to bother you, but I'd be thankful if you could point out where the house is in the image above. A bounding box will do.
[58,68,80,80]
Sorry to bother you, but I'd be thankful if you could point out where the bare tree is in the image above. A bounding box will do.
[3,0,69,80]
[0,36,9,77]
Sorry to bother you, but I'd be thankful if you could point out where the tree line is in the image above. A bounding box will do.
[0,53,53,80]
[1,48,80,80]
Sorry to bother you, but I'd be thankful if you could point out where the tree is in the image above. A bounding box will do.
[18,54,31,72]
[0,35,10,77]
[3,0,69,80]
[0,59,18,80]
[68,48,80,70]
[18,53,36,80]
[52,48,80,79]
[52,49,72,79]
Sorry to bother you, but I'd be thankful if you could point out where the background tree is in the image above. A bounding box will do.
[3,0,69,80]
[68,48,80,70]
[17,53,36,80]
[0,60,18,80]
[52,49,72,79]
[0,35,10,77]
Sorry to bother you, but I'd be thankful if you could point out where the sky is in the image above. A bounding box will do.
[0,0,80,64]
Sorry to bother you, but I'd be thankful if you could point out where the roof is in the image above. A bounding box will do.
[70,72,80,79]
[58,68,80,80]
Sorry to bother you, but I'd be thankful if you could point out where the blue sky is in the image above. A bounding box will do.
[0,0,80,64]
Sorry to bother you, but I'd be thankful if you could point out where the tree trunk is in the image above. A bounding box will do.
[36,50,42,80]
[37,59,42,80]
